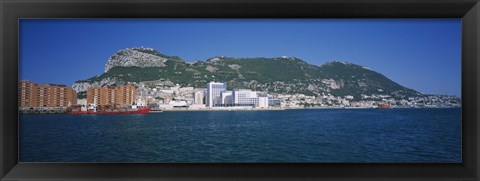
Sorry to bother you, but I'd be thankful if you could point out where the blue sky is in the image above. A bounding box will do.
[20,19,461,96]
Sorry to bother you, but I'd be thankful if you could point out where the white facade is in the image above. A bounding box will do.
[204,83,272,108]
[77,98,87,106]
[233,89,255,105]
[220,91,233,105]
[193,89,205,105]
[231,89,269,108]
[189,104,206,110]
[158,104,174,110]
[169,100,188,107]
[258,97,269,108]
[206,82,227,107]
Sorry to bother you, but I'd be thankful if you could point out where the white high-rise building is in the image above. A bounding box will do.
[206,82,227,107]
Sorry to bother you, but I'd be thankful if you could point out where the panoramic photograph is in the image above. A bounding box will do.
[19,19,461,162]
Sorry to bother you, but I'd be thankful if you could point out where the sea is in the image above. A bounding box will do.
[19,108,461,163]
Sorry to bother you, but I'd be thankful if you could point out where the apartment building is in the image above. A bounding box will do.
[87,84,136,106]
[19,80,77,108]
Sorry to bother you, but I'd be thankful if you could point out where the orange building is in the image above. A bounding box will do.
[86,84,136,106]
[19,80,77,108]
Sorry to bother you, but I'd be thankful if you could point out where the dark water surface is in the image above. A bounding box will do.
[19,108,461,162]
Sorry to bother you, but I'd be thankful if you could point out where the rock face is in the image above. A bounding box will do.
[72,77,122,93]
[104,47,168,72]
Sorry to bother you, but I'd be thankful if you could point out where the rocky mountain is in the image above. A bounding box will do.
[103,47,178,72]
[72,47,421,99]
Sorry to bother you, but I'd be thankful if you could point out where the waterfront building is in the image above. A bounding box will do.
[19,81,35,107]
[19,80,77,108]
[116,84,136,105]
[86,84,136,106]
[193,89,205,105]
[220,91,233,105]
[87,87,114,106]
[268,98,282,107]
[233,89,259,107]
[258,97,269,108]
[169,100,188,107]
[206,82,227,107]
[77,98,87,106]
[203,82,273,108]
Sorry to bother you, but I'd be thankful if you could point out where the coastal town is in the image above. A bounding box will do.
[19,80,461,114]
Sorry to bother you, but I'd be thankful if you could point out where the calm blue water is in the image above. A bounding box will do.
[19,108,461,163]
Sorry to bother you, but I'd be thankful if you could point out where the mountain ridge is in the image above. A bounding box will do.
[73,47,421,100]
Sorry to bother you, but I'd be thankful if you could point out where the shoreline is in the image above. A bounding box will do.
[158,107,286,112]
[156,106,461,112]
[19,106,462,114]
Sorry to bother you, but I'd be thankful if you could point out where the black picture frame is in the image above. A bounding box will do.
[1,0,479,180]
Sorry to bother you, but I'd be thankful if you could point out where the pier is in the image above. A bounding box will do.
[19,107,67,114]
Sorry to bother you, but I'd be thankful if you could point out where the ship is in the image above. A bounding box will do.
[377,103,391,109]
[67,104,150,115]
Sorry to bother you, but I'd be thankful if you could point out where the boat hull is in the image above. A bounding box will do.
[377,104,391,109]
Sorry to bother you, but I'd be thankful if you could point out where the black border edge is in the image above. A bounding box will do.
[0,0,478,18]
[463,2,480,180]
[0,0,4,180]
[1,0,19,180]
[1,0,480,181]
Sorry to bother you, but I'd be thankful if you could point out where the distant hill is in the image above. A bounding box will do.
[73,47,421,99]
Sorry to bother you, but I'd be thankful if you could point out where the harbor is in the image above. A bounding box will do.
[19,80,461,115]
[19,107,461,162]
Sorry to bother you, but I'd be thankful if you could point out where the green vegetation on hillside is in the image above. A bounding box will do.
[318,62,419,98]
[75,48,421,99]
